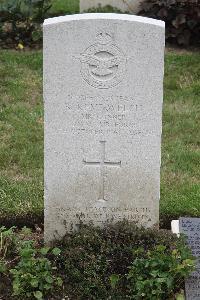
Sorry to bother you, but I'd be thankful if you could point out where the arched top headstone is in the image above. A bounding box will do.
[43,13,165,243]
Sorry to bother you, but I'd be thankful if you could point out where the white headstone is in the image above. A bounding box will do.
[80,0,142,13]
[43,13,165,242]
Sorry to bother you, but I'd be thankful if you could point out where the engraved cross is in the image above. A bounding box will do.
[83,141,121,202]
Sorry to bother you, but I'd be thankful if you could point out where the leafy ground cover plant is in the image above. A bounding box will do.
[0,0,51,49]
[0,226,17,259]
[139,0,200,46]
[56,222,194,299]
[10,241,62,299]
[126,245,193,299]
[0,222,195,299]
[80,0,200,47]
[0,0,80,49]
[0,226,19,298]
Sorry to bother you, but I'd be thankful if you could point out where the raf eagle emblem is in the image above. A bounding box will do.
[77,33,127,89]
[79,54,123,77]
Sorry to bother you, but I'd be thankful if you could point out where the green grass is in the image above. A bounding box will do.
[49,0,79,15]
[0,50,200,224]
[0,51,43,218]
[160,51,200,222]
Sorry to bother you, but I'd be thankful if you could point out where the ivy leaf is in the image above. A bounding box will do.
[175,292,185,300]
[44,283,52,290]
[12,282,21,295]
[45,275,53,284]
[30,278,39,287]
[52,247,61,256]
[31,29,42,42]
[57,277,63,287]
[110,274,120,289]
[40,247,50,255]
[156,245,166,252]
[33,290,43,300]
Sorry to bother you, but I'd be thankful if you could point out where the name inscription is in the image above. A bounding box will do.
[62,94,156,137]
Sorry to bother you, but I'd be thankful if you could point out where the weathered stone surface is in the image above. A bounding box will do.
[80,0,142,13]
[179,218,200,300]
[43,13,165,242]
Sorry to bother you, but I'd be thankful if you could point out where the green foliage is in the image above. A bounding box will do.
[20,226,32,235]
[0,223,196,299]
[0,0,51,48]
[0,0,51,22]
[0,226,17,259]
[0,259,7,273]
[139,0,200,46]
[56,222,194,299]
[10,240,62,299]
[126,244,194,299]
[0,226,18,297]
[110,274,120,289]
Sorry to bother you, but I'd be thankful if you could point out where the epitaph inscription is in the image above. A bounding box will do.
[54,206,152,236]
[179,218,200,300]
